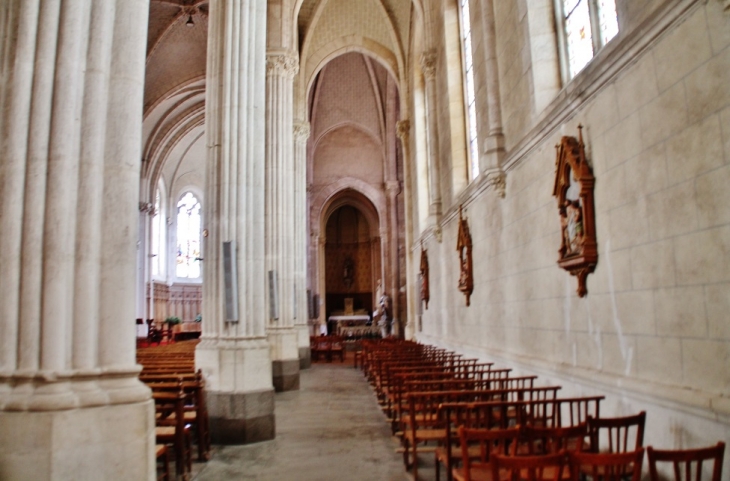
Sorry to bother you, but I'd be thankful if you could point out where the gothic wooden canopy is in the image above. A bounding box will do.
[553,126,598,297]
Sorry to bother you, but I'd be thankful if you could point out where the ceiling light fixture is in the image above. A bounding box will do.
[186,15,194,27]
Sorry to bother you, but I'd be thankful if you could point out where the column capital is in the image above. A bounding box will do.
[420,50,437,79]
[293,121,311,143]
[139,202,154,214]
[266,53,299,79]
[396,119,410,142]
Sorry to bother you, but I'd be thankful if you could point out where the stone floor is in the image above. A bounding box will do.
[191,355,439,481]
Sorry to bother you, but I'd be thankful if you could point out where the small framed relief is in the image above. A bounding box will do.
[456,205,473,306]
[553,126,598,297]
[420,246,430,309]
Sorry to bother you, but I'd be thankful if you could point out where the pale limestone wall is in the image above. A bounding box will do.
[417,0,730,470]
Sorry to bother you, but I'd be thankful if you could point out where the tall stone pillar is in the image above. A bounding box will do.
[265,52,300,391]
[479,0,507,197]
[385,180,401,336]
[419,50,443,220]
[397,119,417,340]
[0,1,154,479]
[196,0,275,444]
[293,121,312,368]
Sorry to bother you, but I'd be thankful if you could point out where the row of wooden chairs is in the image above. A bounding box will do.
[357,339,725,481]
[137,340,210,480]
[310,335,345,362]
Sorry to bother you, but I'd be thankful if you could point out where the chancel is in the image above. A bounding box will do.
[0,0,729,479]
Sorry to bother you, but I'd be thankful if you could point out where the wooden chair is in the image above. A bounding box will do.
[153,386,193,479]
[452,425,521,481]
[329,335,345,362]
[647,442,725,481]
[155,444,171,481]
[587,411,645,454]
[491,452,569,481]
[570,449,645,481]
[521,423,588,455]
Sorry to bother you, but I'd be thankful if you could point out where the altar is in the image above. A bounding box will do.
[327,314,371,336]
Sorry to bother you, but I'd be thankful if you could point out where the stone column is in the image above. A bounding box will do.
[397,119,417,340]
[265,52,300,391]
[385,180,401,336]
[419,50,443,220]
[196,0,275,444]
[0,1,154,479]
[479,0,507,197]
[293,121,312,368]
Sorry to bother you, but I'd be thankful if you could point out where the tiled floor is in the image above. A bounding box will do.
[191,356,437,481]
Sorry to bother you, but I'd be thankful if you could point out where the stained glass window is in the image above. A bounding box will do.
[176,192,201,279]
[460,0,479,180]
[561,0,619,78]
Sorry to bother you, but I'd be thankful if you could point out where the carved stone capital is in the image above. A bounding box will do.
[266,53,299,79]
[396,119,410,142]
[433,225,442,243]
[420,50,437,79]
[484,168,506,199]
[293,121,311,143]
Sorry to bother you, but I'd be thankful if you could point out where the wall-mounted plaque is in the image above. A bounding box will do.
[420,246,430,309]
[456,205,473,306]
[553,126,598,297]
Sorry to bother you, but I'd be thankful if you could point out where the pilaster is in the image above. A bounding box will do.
[419,50,442,219]
[294,121,312,368]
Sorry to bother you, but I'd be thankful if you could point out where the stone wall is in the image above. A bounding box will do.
[415,0,730,473]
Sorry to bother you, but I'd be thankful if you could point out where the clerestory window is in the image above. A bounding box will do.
[557,0,619,80]
[459,0,479,180]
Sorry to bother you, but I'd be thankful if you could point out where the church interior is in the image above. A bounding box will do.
[1,0,729,479]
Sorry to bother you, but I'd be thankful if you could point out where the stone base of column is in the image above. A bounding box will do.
[272,359,300,392]
[299,346,312,369]
[0,400,155,480]
[296,324,312,369]
[207,389,275,444]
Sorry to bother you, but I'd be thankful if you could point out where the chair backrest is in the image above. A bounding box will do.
[587,411,646,453]
[570,449,645,481]
[492,452,568,481]
[522,423,588,455]
[458,425,521,477]
[647,442,725,481]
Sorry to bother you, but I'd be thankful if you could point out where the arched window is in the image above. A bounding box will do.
[176,192,201,279]
[558,0,619,79]
[459,0,479,180]
[151,182,166,278]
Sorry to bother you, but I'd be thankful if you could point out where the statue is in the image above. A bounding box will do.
[343,257,354,290]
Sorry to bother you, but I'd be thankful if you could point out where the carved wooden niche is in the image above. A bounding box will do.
[553,126,598,297]
[420,246,430,309]
[456,206,473,306]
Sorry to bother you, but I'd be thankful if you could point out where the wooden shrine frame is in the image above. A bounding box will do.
[456,205,473,306]
[553,125,598,297]
[420,246,430,309]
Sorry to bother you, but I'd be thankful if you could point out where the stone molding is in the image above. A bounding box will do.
[483,168,506,199]
[419,50,437,79]
[266,53,299,79]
